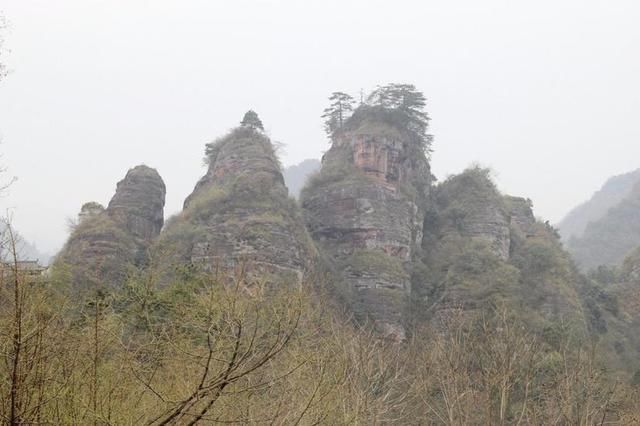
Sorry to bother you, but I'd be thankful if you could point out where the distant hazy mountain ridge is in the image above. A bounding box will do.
[559,168,640,270]
[558,168,640,241]
[283,159,320,198]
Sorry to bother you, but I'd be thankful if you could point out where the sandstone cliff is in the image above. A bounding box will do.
[301,105,432,340]
[158,115,316,286]
[55,165,166,288]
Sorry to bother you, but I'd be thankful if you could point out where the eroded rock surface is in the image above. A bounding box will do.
[504,195,537,238]
[55,165,165,289]
[107,165,166,242]
[436,169,511,260]
[159,119,315,286]
[302,113,431,341]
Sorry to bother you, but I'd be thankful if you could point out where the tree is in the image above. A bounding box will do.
[321,92,355,137]
[240,110,264,131]
[367,83,432,151]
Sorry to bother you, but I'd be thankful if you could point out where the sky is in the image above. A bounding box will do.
[0,0,639,255]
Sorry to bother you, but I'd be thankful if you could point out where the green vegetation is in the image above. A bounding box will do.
[321,83,433,153]
[299,144,370,201]
[321,91,356,136]
[53,212,138,291]
[346,249,408,280]
[2,249,638,423]
[239,109,264,131]
[159,122,316,289]
[410,166,588,342]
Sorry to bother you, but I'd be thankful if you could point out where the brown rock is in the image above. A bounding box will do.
[159,123,315,287]
[302,121,431,341]
[55,165,166,289]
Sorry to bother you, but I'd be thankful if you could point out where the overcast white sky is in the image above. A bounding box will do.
[0,0,639,254]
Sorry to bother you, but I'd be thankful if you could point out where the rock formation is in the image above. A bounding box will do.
[504,195,537,239]
[107,166,166,242]
[414,167,585,332]
[301,105,432,340]
[158,114,316,286]
[434,168,511,260]
[55,165,165,289]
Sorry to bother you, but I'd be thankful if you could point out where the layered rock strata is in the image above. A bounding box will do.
[302,116,431,340]
[159,119,315,286]
[56,165,166,288]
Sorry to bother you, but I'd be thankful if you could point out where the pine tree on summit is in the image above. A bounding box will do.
[240,110,264,131]
[368,83,432,151]
[322,92,355,137]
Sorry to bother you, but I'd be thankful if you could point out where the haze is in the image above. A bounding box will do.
[0,0,639,255]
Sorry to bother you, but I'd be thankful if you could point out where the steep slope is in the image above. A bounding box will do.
[558,168,640,241]
[283,159,320,198]
[414,167,585,333]
[567,180,640,270]
[581,248,640,377]
[158,114,316,286]
[301,105,432,340]
[55,165,166,288]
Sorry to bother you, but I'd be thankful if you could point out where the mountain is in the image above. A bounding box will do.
[23,89,640,422]
[301,104,432,340]
[558,168,640,242]
[283,159,320,198]
[414,167,586,334]
[564,174,640,271]
[301,102,586,341]
[157,114,317,286]
[54,165,166,289]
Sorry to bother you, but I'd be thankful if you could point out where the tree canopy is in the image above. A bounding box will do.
[240,110,264,131]
[367,83,431,150]
[322,84,432,152]
[321,92,356,137]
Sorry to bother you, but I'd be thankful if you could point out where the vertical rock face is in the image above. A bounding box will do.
[55,165,166,289]
[107,165,166,242]
[301,113,431,340]
[159,120,315,286]
[504,195,536,238]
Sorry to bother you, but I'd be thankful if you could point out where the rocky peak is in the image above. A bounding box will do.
[302,106,432,341]
[55,165,166,289]
[184,126,286,209]
[159,117,315,286]
[107,165,166,241]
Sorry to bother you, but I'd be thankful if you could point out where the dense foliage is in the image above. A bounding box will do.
[240,110,264,131]
[3,223,640,424]
[321,83,433,153]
